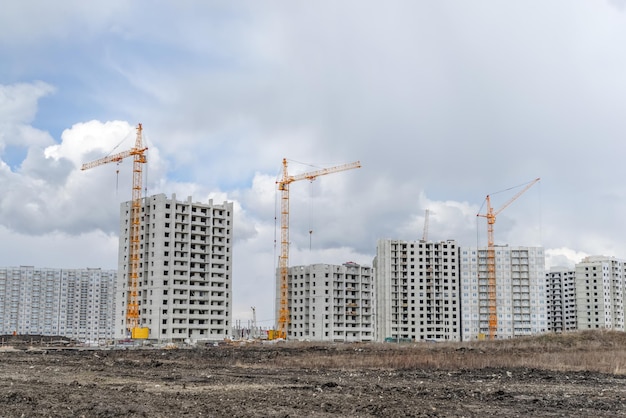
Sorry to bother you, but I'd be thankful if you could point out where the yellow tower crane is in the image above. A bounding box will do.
[276,158,361,339]
[82,123,150,340]
[476,177,540,340]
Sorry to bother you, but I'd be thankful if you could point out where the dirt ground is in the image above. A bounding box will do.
[1,335,626,417]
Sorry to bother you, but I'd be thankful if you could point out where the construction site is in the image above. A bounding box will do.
[0,123,555,346]
[2,125,625,418]
[1,331,625,417]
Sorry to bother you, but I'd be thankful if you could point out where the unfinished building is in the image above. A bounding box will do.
[575,256,625,331]
[546,266,577,332]
[374,239,460,342]
[116,193,233,342]
[460,246,547,340]
[282,262,374,342]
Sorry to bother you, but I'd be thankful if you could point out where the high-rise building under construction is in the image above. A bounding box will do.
[575,255,626,331]
[460,246,547,340]
[116,193,233,342]
[374,239,461,342]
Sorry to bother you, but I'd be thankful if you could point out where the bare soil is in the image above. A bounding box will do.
[1,332,626,417]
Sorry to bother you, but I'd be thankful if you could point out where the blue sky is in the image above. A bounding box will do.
[2,1,626,324]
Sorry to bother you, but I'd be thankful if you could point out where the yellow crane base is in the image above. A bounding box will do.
[131,327,149,339]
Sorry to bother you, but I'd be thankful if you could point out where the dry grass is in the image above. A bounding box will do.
[253,331,626,375]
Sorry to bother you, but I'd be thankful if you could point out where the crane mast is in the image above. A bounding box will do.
[276,158,361,339]
[477,177,540,340]
[82,123,149,339]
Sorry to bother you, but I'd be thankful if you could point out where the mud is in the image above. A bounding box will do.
[0,342,625,417]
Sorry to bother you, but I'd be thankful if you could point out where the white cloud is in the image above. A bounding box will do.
[45,120,135,166]
[545,248,590,270]
[0,81,55,125]
[0,225,118,269]
[0,82,56,154]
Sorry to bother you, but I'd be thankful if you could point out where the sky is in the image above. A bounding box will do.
[2,0,626,327]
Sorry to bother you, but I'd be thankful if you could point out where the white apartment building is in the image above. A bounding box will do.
[116,193,233,343]
[575,256,626,331]
[0,266,116,343]
[460,246,547,340]
[282,262,375,342]
[374,239,460,342]
[546,266,577,333]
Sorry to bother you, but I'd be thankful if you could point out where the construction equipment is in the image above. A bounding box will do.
[476,177,540,340]
[82,123,149,339]
[276,158,361,339]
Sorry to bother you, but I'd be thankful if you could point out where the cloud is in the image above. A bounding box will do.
[546,248,590,269]
[0,112,169,235]
[0,1,130,46]
[0,81,55,125]
[0,82,56,158]
[608,0,626,11]
[0,225,118,269]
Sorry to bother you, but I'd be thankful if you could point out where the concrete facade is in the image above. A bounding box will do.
[546,266,577,333]
[116,193,233,342]
[374,239,460,342]
[575,256,626,331]
[282,262,375,342]
[0,266,116,343]
[460,246,547,340]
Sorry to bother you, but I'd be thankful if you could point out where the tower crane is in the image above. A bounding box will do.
[82,123,149,340]
[476,177,540,340]
[276,158,361,339]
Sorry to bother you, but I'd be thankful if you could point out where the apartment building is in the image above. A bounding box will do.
[374,239,460,342]
[575,256,625,331]
[460,246,547,340]
[546,266,577,332]
[116,193,233,342]
[282,262,375,342]
[0,266,116,343]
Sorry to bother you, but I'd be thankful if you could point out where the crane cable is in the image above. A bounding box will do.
[115,162,120,198]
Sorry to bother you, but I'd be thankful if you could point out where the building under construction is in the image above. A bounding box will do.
[115,193,233,343]
[575,255,626,331]
[374,239,461,342]
[546,266,577,333]
[460,246,547,340]
[279,262,374,342]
